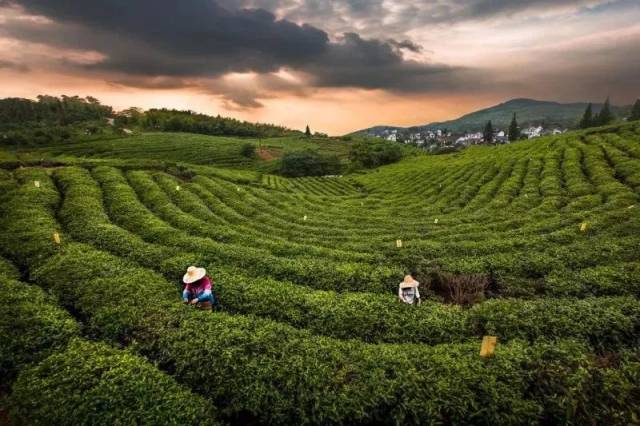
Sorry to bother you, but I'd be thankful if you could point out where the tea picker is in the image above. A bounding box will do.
[398,275,421,305]
[181,266,219,311]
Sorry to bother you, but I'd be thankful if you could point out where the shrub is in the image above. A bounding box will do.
[279,150,341,177]
[0,256,19,280]
[240,142,255,158]
[0,279,79,387]
[428,271,491,305]
[0,169,61,269]
[349,139,402,167]
[10,339,216,425]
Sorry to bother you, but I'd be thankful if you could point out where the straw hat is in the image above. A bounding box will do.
[183,266,206,284]
[399,275,419,288]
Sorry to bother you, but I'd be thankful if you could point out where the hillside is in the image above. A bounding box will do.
[357,98,630,135]
[15,132,356,171]
[1,121,640,424]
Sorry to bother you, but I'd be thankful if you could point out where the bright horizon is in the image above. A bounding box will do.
[1,0,639,135]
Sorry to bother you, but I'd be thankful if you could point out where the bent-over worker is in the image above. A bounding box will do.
[182,266,215,311]
[398,275,421,305]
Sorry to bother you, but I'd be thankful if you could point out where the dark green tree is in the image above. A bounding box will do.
[305,125,311,137]
[579,103,593,129]
[508,113,520,141]
[240,142,255,158]
[280,150,340,177]
[595,97,614,126]
[629,99,640,121]
[483,120,494,143]
[349,139,402,168]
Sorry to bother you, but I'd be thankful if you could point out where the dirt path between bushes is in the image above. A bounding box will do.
[256,148,279,161]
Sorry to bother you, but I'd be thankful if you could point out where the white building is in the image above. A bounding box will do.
[523,126,543,139]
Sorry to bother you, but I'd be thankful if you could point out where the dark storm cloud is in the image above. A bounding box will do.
[0,0,471,99]
[2,0,329,74]
[2,0,637,109]
[304,33,466,91]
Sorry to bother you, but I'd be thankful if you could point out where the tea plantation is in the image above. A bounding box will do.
[1,122,639,424]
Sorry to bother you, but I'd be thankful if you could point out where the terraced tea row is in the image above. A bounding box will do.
[1,122,639,424]
[2,171,639,424]
[51,166,640,346]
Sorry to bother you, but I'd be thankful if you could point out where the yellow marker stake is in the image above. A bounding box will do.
[53,232,61,245]
[434,218,439,224]
[396,239,403,248]
[303,215,307,221]
[34,180,40,188]
[176,185,180,191]
[236,187,240,192]
[580,222,588,232]
[480,336,497,358]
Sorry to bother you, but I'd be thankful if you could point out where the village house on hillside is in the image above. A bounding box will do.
[371,123,567,153]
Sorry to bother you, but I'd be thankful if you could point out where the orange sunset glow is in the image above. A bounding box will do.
[1,1,639,134]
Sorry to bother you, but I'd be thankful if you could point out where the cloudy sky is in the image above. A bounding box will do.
[0,0,639,134]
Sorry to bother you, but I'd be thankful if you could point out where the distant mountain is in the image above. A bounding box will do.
[355,98,629,136]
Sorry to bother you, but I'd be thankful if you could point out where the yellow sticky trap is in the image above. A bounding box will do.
[396,239,403,248]
[434,218,439,224]
[34,180,40,188]
[580,222,588,232]
[303,215,308,221]
[480,336,497,358]
[53,232,61,244]
[176,185,180,191]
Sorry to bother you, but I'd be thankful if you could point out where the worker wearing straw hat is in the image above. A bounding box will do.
[398,275,421,305]
[182,266,215,311]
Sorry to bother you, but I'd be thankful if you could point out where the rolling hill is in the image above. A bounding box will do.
[1,119,640,424]
[357,98,630,135]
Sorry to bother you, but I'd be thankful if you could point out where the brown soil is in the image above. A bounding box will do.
[256,148,279,161]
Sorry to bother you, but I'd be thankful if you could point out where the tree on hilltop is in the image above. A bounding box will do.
[579,103,593,129]
[483,120,493,143]
[629,99,640,121]
[305,125,311,137]
[594,97,613,126]
[508,113,520,141]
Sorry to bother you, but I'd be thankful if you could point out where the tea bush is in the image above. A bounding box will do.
[2,121,640,424]
[0,278,79,386]
[10,339,216,426]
